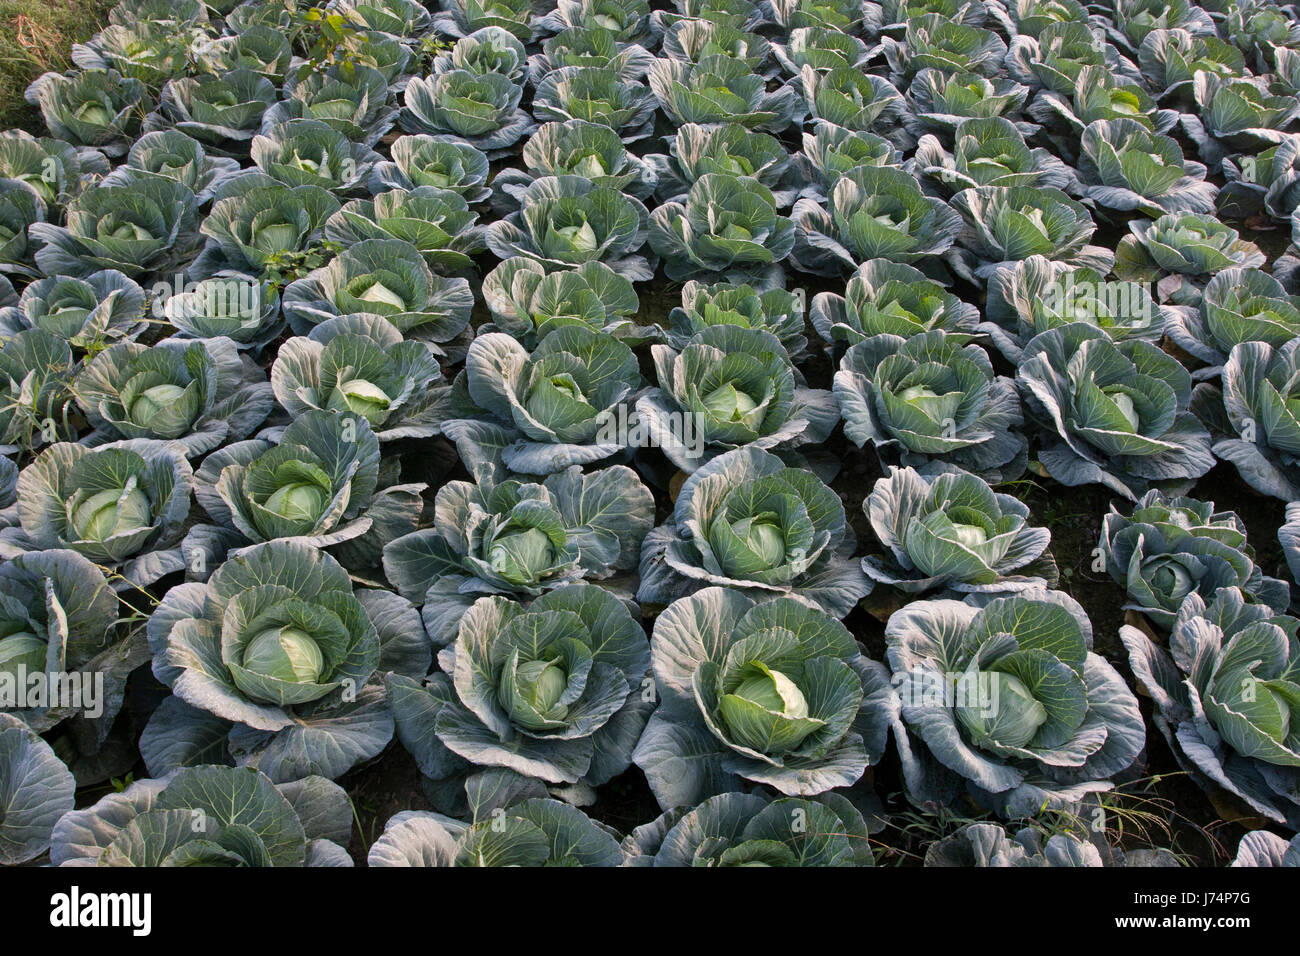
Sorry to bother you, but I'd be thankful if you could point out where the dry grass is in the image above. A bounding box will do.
[0,0,115,128]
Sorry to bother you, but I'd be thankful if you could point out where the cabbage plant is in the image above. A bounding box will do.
[767,0,868,31]
[368,135,492,202]
[0,549,131,743]
[771,25,872,75]
[622,791,874,866]
[904,70,1032,137]
[1114,212,1265,305]
[536,0,655,43]
[531,66,657,142]
[189,408,423,564]
[221,0,298,33]
[864,0,994,37]
[382,464,652,641]
[796,65,906,140]
[811,259,978,347]
[949,185,1111,282]
[1016,322,1214,500]
[1222,0,1300,69]
[1035,70,1180,148]
[50,765,354,866]
[668,280,806,356]
[25,70,151,157]
[888,589,1145,817]
[193,172,341,279]
[834,329,1027,481]
[648,55,802,132]
[1191,339,1300,500]
[659,18,771,72]
[924,821,1177,866]
[632,587,897,808]
[1024,65,1173,146]
[0,181,45,278]
[644,123,793,207]
[1099,490,1289,629]
[431,26,529,82]
[1283,502,1300,597]
[162,274,283,352]
[793,122,902,203]
[1232,831,1300,868]
[648,174,795,284]
[262,64,398,148]
[1122,588,1300,829]
[0,330,76,448]
[862,465,1054,596]
[337,0,432,36]
[10,438,192,584]
[492,120,656,212]
[332,31,414,91]
[1277,207,1300,291]
[369,769,623,865]
[1273,46,1300,98]
[72,20,196,87]
[250,119,381,194]
[1166,268,1300,378]
[432,0,539,41]
[0,457,14,509]
[323,186,486,274]
[29,176,199,281]
[191,26,294,82]
[0,713,74,864]
[924,822,1099,866]
[98,130,239,204]
[74,336,274,456]
[451,327,639,474]
[147,539,428,781]
[879,13,1008,82]
[0,269,145,350]
[911,117,1072,195]
[1075,119,1217,216]
[148,71,278,151]
[1219,136,1300,222]
[1136,28,1245,104]
[1005,21,1141,96]
[283,238,474,344]
[484,175,652,280]
[400,70,535,155]
[480,258,640,344]
[638,445,870,616]
[638,325,837,473]
[272,313,446,441]
[529,25,656,82]
[791,165,962,275]
[0,130,109,208]
[1182,73,1300,165]
[386,583,651,792]
[982,257,1166,364]
[1100,0,1215,54]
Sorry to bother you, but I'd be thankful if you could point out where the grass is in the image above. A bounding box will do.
[0,0,114,128]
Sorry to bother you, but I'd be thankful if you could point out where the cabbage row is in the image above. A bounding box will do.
[0,0,1298,868]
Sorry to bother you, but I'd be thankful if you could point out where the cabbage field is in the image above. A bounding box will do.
[0,0,1298,871]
